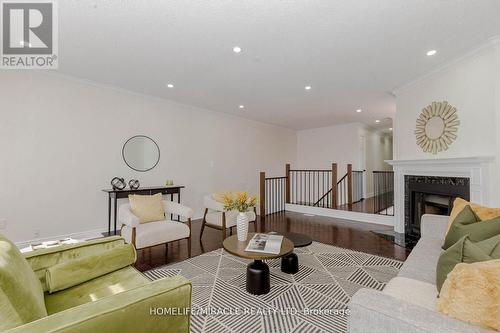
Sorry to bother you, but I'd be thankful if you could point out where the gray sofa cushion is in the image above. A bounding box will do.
[398,237,443,284]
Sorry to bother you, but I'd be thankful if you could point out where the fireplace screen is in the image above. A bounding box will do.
[404,175,470,241]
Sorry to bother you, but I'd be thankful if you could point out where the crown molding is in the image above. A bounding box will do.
[393,36,500,95]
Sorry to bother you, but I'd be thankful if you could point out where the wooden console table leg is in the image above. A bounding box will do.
[113,196,118,235]
[170,193,174,220]
[107,196,111,236]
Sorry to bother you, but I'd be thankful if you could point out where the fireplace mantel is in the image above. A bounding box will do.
[386,156,494,233]
[386,156,494,166]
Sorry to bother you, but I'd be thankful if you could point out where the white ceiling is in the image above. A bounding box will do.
[57,0,500,130]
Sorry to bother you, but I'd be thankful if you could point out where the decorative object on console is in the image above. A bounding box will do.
[122,135,160,172]
[128,179,140,190]
[166,179,174,186]
[218,192,257,241]
[110,177,126,190]
[415,101,459,154]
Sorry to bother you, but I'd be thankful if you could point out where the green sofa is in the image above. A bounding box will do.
[0,234,192,333]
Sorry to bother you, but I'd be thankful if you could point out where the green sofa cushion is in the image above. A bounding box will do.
[46,243,137,293]
[0,233,47,331]
[436,234,500,292]
[443,205,500,249]
[45,266,149,315]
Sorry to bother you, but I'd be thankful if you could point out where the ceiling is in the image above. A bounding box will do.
[57,0,500,130]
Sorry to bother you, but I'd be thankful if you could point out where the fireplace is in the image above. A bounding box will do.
[404,175,470,242]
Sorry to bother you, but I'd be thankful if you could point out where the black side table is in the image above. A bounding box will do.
[270,232,312,274]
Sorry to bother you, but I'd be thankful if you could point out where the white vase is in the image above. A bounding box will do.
[236,212,249,241]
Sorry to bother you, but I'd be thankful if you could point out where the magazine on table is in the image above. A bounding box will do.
[245,233,283,254]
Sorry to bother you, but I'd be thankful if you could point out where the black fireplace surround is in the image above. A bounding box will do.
[404,175,470,241]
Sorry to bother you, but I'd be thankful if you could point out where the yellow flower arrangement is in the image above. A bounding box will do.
[216,191,257,212]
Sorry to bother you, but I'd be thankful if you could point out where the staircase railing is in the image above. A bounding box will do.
[288,163,337,209]
[314,167,365,208]
[260,163,364,216]
[373,170,394,215]
[259,173,287,216]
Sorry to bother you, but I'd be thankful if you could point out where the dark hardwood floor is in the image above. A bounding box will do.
[134,211,410,272]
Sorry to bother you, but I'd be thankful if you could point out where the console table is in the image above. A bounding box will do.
[102,186,185,235]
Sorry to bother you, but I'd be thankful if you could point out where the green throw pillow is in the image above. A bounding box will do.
[436,234,500,293]
[443,205,500,249]
[0,234,47,331]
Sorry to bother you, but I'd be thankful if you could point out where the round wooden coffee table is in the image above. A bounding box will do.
[222,233,294,295]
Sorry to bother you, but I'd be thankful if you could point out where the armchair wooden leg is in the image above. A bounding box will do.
[200,222,205,240]
[229,227,232,236]
[200,209,208,240]
[165,243,168,261]
[222,227,227,240]
[187,237,191,258]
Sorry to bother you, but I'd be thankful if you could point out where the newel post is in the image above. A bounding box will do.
[347,164,353,208]
[331,163,337,209]
[260,172,266,217]
[285,163,291,204]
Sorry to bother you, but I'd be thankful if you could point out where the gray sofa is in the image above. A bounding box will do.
[348,214,495,333]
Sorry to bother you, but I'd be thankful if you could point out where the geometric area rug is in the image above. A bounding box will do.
[144,242,403,333]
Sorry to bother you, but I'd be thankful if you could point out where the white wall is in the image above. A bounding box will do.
[361,128,393,196]
[393,40,500,205]
[297,123,363,176]
[0,71,297,242]
[297,123,392,197]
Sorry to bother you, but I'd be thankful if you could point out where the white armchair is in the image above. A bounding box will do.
[118,200,194,257]
[200,194,257,240]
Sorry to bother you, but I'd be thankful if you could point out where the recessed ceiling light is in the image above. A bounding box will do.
[426,50,437,56]
[239,105,245,109]
[166,83,174,88]
[304,86,312,90]
[389,127,393,131]
[233,46,242,53]
[356,109,362,113]
[375,119,381,123]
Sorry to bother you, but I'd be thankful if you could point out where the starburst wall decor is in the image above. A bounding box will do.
[415,101,459,154]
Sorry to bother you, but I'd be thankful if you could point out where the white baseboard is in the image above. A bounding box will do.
[285,204,394,226]
[15,227,108,249]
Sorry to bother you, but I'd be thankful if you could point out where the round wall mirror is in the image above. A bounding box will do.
[122,135,160,172]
